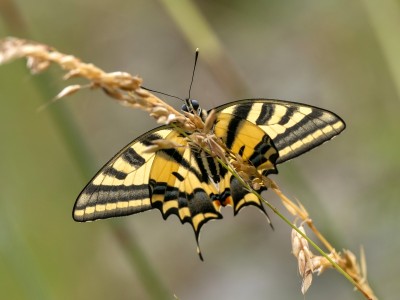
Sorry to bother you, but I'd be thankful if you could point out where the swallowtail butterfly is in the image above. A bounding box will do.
[73,97,345,259]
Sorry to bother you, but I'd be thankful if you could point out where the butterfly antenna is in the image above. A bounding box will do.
[186,48,199,111]
[141,86,184,102]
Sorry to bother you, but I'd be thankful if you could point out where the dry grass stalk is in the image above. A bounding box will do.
[213,122,376,299]
[267,179,376,299]
[0,37,194,131]
[0,37,376,300]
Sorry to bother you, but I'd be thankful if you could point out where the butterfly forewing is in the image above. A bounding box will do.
[73,127,172,222]
[215,99,345,163]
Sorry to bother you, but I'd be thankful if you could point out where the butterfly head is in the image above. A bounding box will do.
[182,99,207,120]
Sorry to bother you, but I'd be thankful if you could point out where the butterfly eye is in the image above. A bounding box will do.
[190,99,200,110]
[181,104,189,112]
[182,99,201,114]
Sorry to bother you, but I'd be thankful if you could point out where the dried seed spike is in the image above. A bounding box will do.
[183,111,204,130]
[290,225,315,294]
[291,231,301,257]
[252,181,261,190]
[203,109,216,133]
[36,84,84,112]
[155,116,167,124]
[55,84,82,99]
[63,69,81,80]
[26,56,50,74]
[298,250,306,276]
[208,137,227,162]
[151,106,169,115]
[301,269,313,294]
[142,145,159,154]
[360,246,367,282]
[143,138,184,154]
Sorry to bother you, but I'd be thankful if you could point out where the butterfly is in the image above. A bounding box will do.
[73,98,345,259]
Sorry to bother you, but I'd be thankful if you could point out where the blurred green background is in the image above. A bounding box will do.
[1,0,399,299]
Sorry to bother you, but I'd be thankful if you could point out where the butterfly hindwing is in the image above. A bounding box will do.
[214,113,279,215]
[148,130,222,238]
